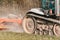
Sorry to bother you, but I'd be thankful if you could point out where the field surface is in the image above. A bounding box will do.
[0,32,60,40]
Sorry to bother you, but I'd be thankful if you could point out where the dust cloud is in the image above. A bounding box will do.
[0,0,40,32]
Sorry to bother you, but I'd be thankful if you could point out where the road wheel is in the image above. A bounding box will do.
[22,16,36,34]
[53,24,60,36]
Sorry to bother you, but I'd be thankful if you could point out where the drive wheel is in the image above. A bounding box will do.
[22,16,36,34]
[53,24,60,36]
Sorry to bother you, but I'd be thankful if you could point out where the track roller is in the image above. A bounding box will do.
[53,24,60,36]
[22,16,36,34]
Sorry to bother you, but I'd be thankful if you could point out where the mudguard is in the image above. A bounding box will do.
[28,8,44,15]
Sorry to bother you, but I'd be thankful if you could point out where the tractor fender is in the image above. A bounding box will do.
[28,8,44,15]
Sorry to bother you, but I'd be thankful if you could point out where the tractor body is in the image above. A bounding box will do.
[22,0,60,36]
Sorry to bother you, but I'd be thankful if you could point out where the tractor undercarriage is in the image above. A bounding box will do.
[22,12,60,36]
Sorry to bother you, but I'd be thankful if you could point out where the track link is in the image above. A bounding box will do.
[36,19,54,36]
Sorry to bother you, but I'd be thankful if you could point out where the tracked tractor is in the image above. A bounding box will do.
[22,0,60,36]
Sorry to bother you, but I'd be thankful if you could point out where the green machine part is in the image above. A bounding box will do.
[41,0,55,10]
[41,0,47,9]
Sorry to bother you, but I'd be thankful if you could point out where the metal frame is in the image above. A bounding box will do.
[55,0,60,16]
